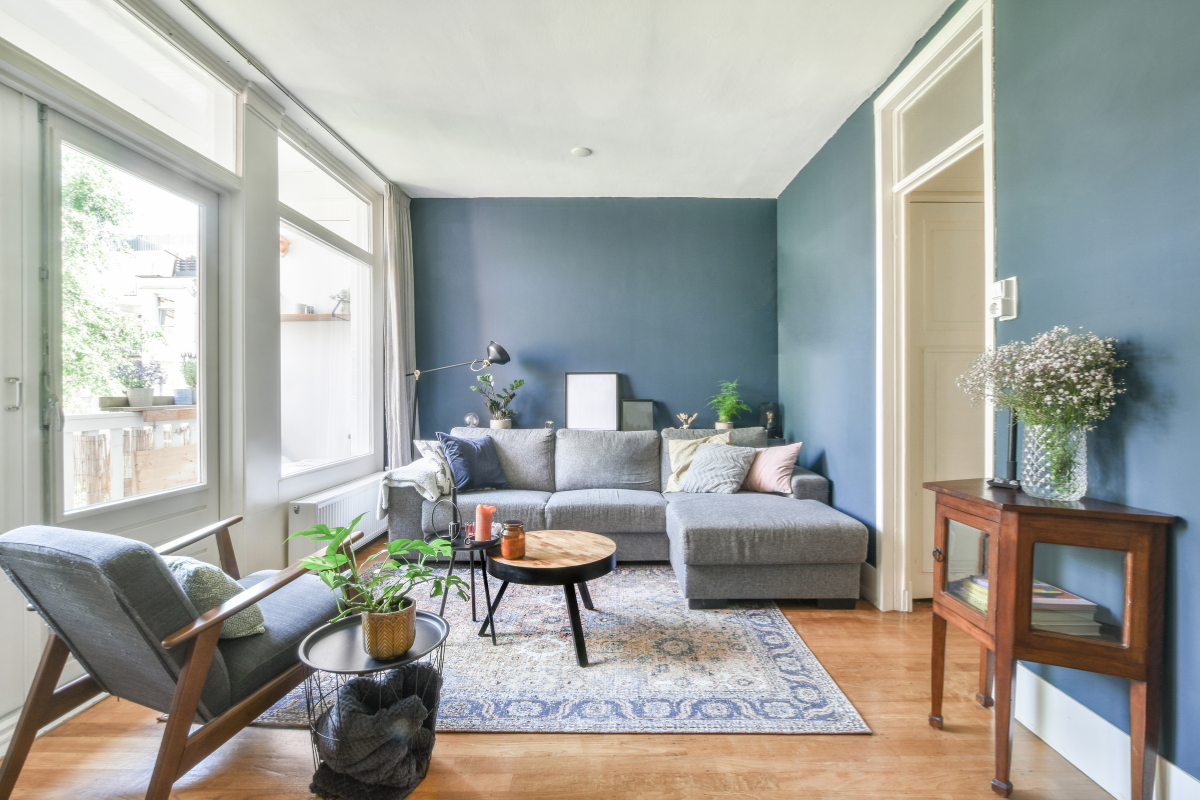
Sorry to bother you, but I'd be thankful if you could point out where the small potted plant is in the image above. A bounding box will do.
[472,373,525,429]
[708,379,751,430]
[331,288,350,320]
[176,353,197,405]
[112,362,165,408]
[288,513,468,659]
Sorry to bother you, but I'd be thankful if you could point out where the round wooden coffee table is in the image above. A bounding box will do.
[478,529,617,667]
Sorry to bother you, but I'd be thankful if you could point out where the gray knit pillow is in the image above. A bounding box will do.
[164,556,266,638]
[678,443,758,494]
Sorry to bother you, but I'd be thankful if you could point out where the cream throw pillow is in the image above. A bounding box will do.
[666,432,733,492]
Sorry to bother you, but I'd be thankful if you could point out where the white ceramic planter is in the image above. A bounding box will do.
[126,387,153,408]
[714,421,734,430]
[490,418,513,429]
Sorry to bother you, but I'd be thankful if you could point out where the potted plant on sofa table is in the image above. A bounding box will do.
[708,379,751,430]
[472,373,524,428]
[288,512,468,659]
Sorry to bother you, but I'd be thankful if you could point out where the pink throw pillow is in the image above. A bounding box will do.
[742,442,804,494]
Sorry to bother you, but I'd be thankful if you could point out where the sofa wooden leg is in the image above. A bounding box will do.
[817,598,857,610]
[688,599,728,610]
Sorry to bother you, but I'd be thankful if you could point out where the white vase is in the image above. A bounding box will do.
[490,418,512,429]
[1021,423,1088,501]
[126,387,153,408]
[714,421,734,430]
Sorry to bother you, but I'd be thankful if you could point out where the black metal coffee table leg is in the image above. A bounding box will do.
[563,584,588,667]
[478,578,509,645]
[438,553,457,617]
[469,550,477,621]
[577,581,594,610]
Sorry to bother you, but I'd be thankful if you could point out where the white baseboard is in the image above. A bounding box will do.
[859,561,879,608]
[1016,665,1200,800]
[0,691,109,753]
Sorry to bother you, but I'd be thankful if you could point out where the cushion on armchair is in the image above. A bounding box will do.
[163,556,266,638]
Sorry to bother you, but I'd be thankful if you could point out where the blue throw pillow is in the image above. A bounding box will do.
[436,432,510,491]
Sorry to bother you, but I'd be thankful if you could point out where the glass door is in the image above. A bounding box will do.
[45,111,220,539]
[933,506,999,631]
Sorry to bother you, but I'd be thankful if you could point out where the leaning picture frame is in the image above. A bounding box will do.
[621,399,654,431]
[564,372,620,430]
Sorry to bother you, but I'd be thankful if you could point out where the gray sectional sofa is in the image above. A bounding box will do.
[387,426,868,608]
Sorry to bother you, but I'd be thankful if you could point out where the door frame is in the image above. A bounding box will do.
[871,0,996,612]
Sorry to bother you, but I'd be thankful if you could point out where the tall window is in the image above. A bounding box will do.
[0,0,237,170]
[279,221,371,476]
[59,145,203,510]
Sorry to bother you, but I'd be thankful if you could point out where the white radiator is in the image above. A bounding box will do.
[287,472,388,564]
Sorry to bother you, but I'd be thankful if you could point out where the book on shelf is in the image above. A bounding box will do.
[946,576,1103,635]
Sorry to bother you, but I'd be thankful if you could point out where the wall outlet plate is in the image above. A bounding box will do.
[988,277,1018,321]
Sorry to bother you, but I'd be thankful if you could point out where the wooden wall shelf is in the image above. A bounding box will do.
[280,314,350,322]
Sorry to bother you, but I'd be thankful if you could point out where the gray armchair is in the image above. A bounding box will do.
[0,516,344,800]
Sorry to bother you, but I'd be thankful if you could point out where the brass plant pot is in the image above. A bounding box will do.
[361,600,416,660]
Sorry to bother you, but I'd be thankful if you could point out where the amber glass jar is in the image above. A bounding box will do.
[500,520,526,559]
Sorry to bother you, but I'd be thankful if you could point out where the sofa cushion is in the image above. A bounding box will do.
[437,432,510,491]
[664,432,732,492]
[660,427,767,491]
[554,429,661,492]
[545,489,668,534]
[449,427,555,492]
[743,442,804,494]
[219,571,340,704]
[678,443,757,494]
[422,489,551,535]
[666,494,867,566]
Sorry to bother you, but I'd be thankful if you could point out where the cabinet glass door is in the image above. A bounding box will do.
[941,518,990,618]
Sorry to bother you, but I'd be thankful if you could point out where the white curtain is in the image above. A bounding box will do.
[383,184,418,467]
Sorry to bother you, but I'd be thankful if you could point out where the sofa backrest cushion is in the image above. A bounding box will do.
[555,429,661,492]
[449,427,555,492]
[660,427,768,490]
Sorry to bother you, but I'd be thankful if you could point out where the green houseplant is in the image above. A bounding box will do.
[708,379,751,430]
[176,352,197,405]
[288,512,468,659]
[472,373,524,429]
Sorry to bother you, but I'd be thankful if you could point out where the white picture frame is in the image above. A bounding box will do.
[564,372,619,430]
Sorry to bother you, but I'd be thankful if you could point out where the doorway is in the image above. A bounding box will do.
[873,0,995,612]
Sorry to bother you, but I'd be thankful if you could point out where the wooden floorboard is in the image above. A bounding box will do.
[6,599,1111,799]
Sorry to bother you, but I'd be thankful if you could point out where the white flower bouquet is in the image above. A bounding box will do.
[958,326,1127,498]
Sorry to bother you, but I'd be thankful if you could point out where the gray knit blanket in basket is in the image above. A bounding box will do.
[310,663,442,800]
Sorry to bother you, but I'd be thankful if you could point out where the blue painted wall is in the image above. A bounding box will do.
[995,0,1200,775]
[411,198,777,437]
[776,0,966,566]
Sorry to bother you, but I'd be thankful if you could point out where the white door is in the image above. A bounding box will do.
[905,200,986,599]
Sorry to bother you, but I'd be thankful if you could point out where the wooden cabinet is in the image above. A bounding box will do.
[924,480,1173,799]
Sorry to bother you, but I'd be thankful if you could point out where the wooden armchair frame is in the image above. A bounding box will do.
[0,516,359,800]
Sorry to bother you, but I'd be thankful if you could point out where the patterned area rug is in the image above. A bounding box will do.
[254,565,869,734]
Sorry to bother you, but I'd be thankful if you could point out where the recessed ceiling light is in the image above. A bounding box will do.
[571,147,592,157]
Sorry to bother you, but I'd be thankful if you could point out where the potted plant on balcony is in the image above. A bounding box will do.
[472,373,525,428]
[175,353,197,405]
[112,362,165,408]
[288,512,468,659]
[708,379,751,430]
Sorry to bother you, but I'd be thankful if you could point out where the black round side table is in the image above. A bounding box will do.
[298,612,449,777]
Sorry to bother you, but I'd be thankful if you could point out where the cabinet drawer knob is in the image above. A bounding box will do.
[932,547,943,562]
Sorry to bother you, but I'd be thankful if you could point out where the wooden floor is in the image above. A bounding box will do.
[8,600,1111,800]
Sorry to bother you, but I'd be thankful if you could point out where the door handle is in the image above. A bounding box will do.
[932,547,944,562]
[5,377,20,411]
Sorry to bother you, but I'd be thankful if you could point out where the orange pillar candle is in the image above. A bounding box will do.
[476,505,496,540]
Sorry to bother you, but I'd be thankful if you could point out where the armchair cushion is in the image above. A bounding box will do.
[218,571,340,704]
[164,556,266,638]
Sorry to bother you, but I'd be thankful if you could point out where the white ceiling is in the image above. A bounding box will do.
[187,0,953,198]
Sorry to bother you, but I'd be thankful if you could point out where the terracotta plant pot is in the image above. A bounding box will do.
[361,600,416,660]
[714,420,734,430]
[490,418,512,429]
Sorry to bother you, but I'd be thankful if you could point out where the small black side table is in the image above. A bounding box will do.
[428,533,502,620]
[298,612,449,776]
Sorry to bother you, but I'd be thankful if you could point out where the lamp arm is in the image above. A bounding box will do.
[406,359,495,380]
